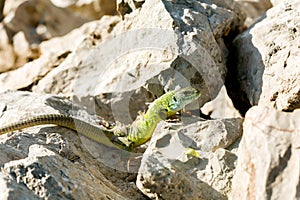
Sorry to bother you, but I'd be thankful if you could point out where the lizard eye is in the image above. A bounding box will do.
[173,96,177,102]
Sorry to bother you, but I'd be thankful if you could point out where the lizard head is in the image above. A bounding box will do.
[155,87,201,118]
[168,87,201,112]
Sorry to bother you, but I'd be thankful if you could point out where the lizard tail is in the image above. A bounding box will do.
[0,114,118,148]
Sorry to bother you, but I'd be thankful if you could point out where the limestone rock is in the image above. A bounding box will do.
[201,86,241,118]
[228,1,300,113]
[137,116,243,199]
[234,0,272,26]
[270,0,280,6]
[0,91,146,199]
[0,23,15,72]
[117,0,145,18]
[49,0,117,19]
[231,106,300,200]
[0,16,122,94]
[33,0,245,124]
[0,0,86,71]
[177,117,243,152]
[0,0,116,72]
[0,172,41,200]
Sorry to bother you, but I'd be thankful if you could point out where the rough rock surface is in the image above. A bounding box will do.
[231,106,300,200]
[137,117,243,199]
[227,1,300,113]
[117,0,145,18]
[2,0,300,199]
[0,91,146,199]
[201,86,241,118]
[0,0,116,72]
[0,16,121,94]
[0,23,16,72]
[31,0,245,124]
[234,0,272,26]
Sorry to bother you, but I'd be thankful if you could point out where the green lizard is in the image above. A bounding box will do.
[0,87,200,150]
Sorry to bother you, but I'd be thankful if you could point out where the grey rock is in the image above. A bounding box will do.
[234,0,272,26]
[178,117,243,152]
[0,0,86,71]
[231,106,300,200]
[0,16,122,94]
[117,0,145,18]
[0,0,116,73]
[3,0,115,39]
[0,23,18,73]
[0,91,146,199]
[198,148,238,197]
[137,116,243,199]
[0,172,40,200]
[33,0,245,124]
[201,86,241,118]
[228,1,300,112]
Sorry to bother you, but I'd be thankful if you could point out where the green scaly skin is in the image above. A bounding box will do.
[0,87,200,150]
[127,87,201,147]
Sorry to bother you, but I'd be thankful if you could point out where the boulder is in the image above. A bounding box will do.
[0,0,117,72]
[137,116,243,199]
[234,0,272,26]
[32,0,245,124]
[0,91,146,199]
[227,1,300,114]
[0,16,122,95]
[201,86,241,118]
[116,0,145,18]
[0,23,15,72]
[231,106,300,200]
